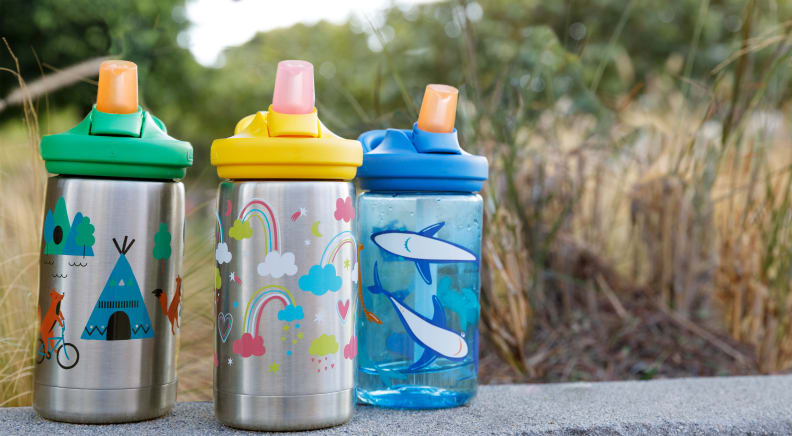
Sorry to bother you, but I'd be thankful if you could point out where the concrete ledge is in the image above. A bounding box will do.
[1,375,791,435]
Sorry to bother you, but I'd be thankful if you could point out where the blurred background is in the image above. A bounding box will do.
[2,0,792,406]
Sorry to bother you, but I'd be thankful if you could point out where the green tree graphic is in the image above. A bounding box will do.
[74,216,95,258]
[153,222,172,268]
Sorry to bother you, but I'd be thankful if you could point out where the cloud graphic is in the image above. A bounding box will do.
[228,219,253,240]
[344,335,358,360]
[277,305,305,322]
[309,334,339,356]
[299,264,342,296]
[334,196,355,222]
[257,251,298,278]
[232,333,265,357]
[215,242,232,264]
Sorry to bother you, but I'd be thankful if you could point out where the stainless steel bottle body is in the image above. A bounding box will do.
[33,176,184,423]
[213,181,357,431]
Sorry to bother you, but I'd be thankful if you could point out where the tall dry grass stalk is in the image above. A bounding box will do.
[714,121,792,372]
[176,201,215,402]
[709,13,792,373]
[0,40,45,407]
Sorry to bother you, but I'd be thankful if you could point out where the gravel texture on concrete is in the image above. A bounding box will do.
[2,375,791,435]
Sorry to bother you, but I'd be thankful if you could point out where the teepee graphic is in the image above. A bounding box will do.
[82,237,154,341]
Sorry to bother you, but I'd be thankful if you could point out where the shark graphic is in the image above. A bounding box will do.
[368,262,468,372]
[371,222,478,285]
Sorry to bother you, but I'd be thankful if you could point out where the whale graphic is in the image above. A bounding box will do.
[371,222,478,285]
[368,262,468,372]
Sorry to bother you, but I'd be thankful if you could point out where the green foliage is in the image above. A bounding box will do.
[0,0,198,122]
[153,222,171,261]
[4,0,792,178]
[519,0,792,96]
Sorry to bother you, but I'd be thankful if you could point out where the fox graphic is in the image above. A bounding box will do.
[153,276,182,335]
[38,289,65,358]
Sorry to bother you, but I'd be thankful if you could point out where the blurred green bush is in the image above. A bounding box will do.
[1,0,790,172]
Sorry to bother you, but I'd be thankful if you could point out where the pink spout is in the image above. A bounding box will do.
[272,60,315,114]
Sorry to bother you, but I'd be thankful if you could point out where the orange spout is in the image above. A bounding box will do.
[417,84,458,133]
[96,60,138,114]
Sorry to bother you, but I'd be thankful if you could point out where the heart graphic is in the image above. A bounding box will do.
[337,299,350,321]
[217,312,233,343]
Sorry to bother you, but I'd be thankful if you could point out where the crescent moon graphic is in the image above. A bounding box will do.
[311,221,322,238]
[224,200,232,216]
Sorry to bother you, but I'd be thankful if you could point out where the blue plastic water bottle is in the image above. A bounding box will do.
[355,84,489,408]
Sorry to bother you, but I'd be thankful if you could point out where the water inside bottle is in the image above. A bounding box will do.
[356,192,482,409]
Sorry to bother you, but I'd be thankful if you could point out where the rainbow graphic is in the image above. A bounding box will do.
[239,199,280,253]
[320,230,358,267]
[216,212,224,243]
[243,285,298,337]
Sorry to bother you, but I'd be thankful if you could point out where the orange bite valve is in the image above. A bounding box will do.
[417,84,458,133]
[96,60,138,114]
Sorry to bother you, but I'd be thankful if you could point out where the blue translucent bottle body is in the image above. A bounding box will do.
[356,192,483,409]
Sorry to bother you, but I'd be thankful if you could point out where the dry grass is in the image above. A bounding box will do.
[477,96,784,382]
[0,43,45,406]
[0,140,41,407]
[474,13,792,380]
[176,201,216,402]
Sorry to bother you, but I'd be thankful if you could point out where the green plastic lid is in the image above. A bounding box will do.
[40,60,193,180]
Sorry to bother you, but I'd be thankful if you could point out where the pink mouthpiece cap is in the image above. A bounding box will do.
[272,60,315,114]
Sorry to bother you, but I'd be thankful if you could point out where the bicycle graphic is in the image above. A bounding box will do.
[36,321,79,370]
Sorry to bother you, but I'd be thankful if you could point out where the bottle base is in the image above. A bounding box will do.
[33,381,177,424]
[356,385,475,409]
[214,388,354,431]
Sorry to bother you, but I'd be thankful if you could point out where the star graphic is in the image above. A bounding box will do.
[300,207,308,216]
[269,361,280,374]
[229,272,236,281]
[227,358,233,366]
[314,311,324,323]
[304,239,311,246]
[344,259,351,269]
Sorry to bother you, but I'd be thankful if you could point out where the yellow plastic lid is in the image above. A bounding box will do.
[211,60,361,180]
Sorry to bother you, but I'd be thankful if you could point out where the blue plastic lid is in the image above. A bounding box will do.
[357,123,488,192]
